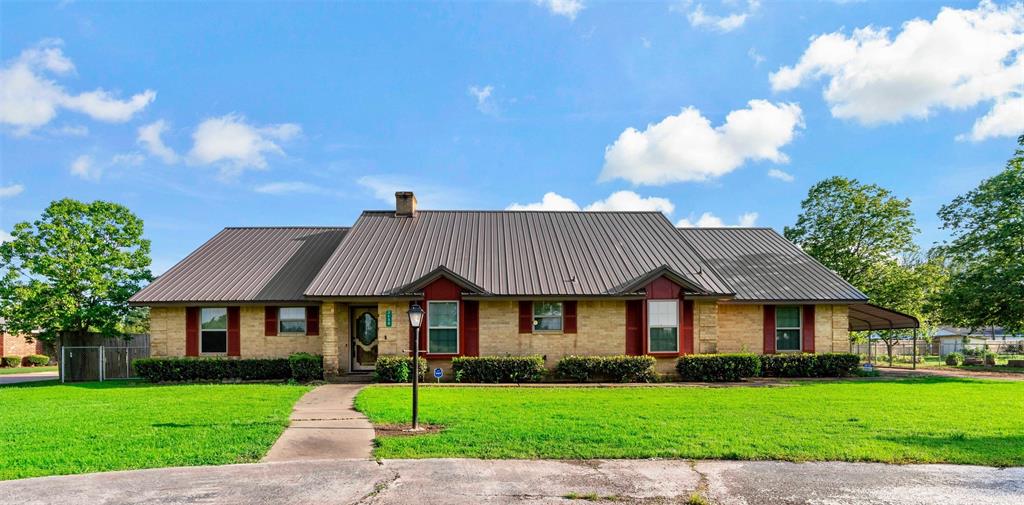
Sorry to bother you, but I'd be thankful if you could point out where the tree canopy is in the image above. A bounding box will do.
[931,135,1024,333]
[0,199,152,342]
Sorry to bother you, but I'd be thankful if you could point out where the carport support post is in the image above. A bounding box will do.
[912,329,917,370]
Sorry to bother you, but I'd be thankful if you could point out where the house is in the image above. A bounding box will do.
[0,318,46,362]
[130,192,916,377]
[932,327,1023,356]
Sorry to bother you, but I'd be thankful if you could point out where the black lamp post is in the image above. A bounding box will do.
[407,303,424,430]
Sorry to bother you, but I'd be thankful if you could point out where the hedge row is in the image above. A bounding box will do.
[0,355,49,367]
[676,353,860,382]
[133,354,324,382]
[555,355,658,383]
[373,356,428,383]
[1,356,22,368]
[451,356,546,383]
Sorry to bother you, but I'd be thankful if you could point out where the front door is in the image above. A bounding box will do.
[351,306,379,371]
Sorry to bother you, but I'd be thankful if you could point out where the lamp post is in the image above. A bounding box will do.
[407,303,424,430]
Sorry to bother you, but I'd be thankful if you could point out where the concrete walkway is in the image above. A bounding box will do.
[2,459,1021,505]
[263,384,374,462]
[0,371,58,385]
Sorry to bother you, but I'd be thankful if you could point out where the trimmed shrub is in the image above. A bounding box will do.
[676,354,761,382]
[288,353,324,382]
[24,354,50,367]
[133,357,291,382]
[760,353,860,378]
[945,352,964,366]
[451,356,546,383]
[1,356,21,368]
[983,351,997,366]
[555,355,658,383]
[373,355,428,383]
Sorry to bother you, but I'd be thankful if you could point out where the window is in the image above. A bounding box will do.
[200,307,228,354]
[279,307,307,334]
[533,302,563,331]
[427,301,458,354]
[647,300,679,353]
[775,306,801,351]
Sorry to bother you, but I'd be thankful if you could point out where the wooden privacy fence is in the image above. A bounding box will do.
[60,334,150,382]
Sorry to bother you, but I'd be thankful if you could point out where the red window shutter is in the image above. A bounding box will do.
[185,307,199,357]
[518,301,533,333]
[306,306,320,336]
[464,300,479,357]
[682,300,694,355]
[625,300,643,355]
[227,307,241,357]
[802,305,815,353]
[763,305,776,354]
[264,306,278,336]
[563,301,577,334]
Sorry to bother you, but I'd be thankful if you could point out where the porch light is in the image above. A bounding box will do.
[408,303,424,328]
[407,302,424,431]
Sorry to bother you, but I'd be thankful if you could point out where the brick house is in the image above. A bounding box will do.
[130,192,916,377]
[0,318,46,362]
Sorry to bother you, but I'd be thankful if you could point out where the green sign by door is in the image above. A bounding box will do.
[385,309,393,327]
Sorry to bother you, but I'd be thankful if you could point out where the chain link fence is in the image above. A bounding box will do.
[852,339,1024,368]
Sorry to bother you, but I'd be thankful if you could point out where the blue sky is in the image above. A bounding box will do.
[2,1,1022,274]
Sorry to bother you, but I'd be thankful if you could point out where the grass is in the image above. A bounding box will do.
[355,378,1024,466]
[0,380,310,480]
[0,366,57,375]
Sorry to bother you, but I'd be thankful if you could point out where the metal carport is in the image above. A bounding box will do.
[848,303,921,368]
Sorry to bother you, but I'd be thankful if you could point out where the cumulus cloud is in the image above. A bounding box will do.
[770,1,1024,141]
[0,39,155,135]
[0,184,24,198]
[683,0,760,32]
[70,154,100,180]
[767,168,795,182]
[535,0,584,20]
[253,181,325,195]
[188,114,300,173]
[507,190,675,214]
[138,120,179,163]
[468,85,497,115]
[601,100,804,185]
[677,211,759,228]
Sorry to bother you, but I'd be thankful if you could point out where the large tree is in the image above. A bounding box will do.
[0,199,152,343]
[932,135,1024,333]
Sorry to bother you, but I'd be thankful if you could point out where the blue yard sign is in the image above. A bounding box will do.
[433,368,443,381]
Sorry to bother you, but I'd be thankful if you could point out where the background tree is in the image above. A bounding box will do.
[931,135,1024,333]
[0,199,152,345]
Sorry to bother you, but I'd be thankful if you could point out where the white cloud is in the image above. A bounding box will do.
[676,211,759,227]
[111,152,145,166]
[70,154,100,180]
[138,120,179,163]
[0,39,155,135]
[468,85,497,115]
[507,190,675,214]
[535,0,584,20]
[0,229,12,243]
[51,124,88,136]
[601,100,804,185]
[188,114,300,173]
[959,95,1024,142]
[770,1,1024,140]
[767,168,795,182]
[253,181,325,195]
[356,175,467,209]
[0,184,24,198]
[748,47,765,65]
[683,0,760,32]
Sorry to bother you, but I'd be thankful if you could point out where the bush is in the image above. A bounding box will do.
[133,357,292,382]
[1,356,20,368]
[451,356,546,383]
[963,347,985,357]
[24,354,50,367]
[555,355,658,383]
[760,353,860,378]
[676,354,761,382]
[288,353,323,382]
[373,355,428,383]
[945,352,965,366]
[983,351,997,366]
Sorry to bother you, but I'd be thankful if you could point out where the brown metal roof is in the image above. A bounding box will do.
[849,303,920,331]
[676,227,868,302]
[130,227,348,303]
[305,211,734,297]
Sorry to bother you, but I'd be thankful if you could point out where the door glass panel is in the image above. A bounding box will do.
[353,311,378,369]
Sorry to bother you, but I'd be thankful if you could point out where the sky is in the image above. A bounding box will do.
[1,0,1022,275]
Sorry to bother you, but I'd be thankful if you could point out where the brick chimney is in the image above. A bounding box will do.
[395,191,417,217]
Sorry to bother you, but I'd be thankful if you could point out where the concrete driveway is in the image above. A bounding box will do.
[2,459,1021,505]
[0,371,57,385]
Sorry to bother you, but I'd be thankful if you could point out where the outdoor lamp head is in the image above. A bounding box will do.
[408,303,424,328]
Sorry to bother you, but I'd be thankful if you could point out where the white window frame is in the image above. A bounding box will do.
[427,301,459,354]
[775,305,802,352]
[200,307,228,355]
[278,307,308,335]
[532,301,564,332]
[647,300,679,353]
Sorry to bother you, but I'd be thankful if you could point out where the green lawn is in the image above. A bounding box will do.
[0,366,57,375]
[0,381,310,480]
[356,378,1024,466]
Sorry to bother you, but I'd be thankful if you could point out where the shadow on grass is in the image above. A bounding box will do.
[881,433,1024,467]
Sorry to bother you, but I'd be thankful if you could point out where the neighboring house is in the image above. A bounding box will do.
[130,192,915,376]
[932,327,1023,356]
[0,318,45,360]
